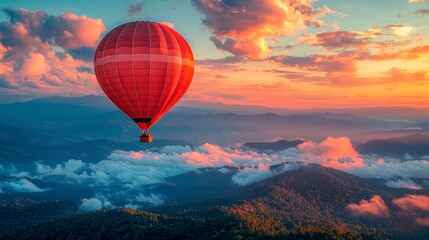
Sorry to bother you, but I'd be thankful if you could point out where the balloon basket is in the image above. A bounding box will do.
[140,132,153,143]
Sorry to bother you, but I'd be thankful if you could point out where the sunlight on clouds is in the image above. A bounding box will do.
[28,137,429,192]
[347,195,390,217]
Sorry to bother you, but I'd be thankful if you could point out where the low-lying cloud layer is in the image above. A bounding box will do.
[1,137,428,209]
[347,195,390,217]
[0,178,46,193]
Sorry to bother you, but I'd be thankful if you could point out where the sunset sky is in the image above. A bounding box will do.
[0,0,428,108]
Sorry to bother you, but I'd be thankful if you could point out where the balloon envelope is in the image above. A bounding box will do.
[94,21,194,131]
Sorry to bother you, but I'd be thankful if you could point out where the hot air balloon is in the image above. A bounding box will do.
[94,21,194,142]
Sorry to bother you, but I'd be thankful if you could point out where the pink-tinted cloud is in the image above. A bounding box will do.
[347,195,390,217]
[392,194,429,227]
[300,31,373,50]
[192,0,334,59]
[298,137,365,169]
[415,9,429,15]
[416,216,429,227]
[0,8,105,96]
[371,45,429,61]
[392,194,429,212]
[270,51,359,73]
[2,8,105,50]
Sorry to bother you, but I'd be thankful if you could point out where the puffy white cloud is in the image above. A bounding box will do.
[0,8,105,97]
[385,179,422,190]
[3,136,427,209]
[232,162,302,186]
[0,179,46,193]
[31,137,429,192]
[348,159,429,182]
[135,193,164,206]
[232,163,273,186]
[192,0,334,59]
[80,197,103,211]
[385,24,414,37]
[298,137,365,169]
[36,159,89,181]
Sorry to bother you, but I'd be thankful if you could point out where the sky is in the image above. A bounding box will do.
[0,0,428,108]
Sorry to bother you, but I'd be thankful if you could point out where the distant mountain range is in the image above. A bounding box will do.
[356,134,429,158]
[241,133,429,159]
[0,95,428,166]
[243,139,305,152]
[1,164,427,239]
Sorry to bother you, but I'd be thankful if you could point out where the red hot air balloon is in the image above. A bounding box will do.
[94,21,194,142]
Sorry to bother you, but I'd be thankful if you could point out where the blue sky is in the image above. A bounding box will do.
[0,0,428,108]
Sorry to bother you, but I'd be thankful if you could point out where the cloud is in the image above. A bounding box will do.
[415,9,429,15]
[392,194,429,226]
[32,137,429,191]
[385,24,414,37]
[127,3,144,17]
[35,144,289,189]
[392,194,429,212]
[7,136,427,209]
[135,193,164,206]
[385,178,422,190]
[232,163,273,186]
[298,137,365,169]
[348,159,429,183]
[36,159,90,182]
[408,0,422,3]
[347,194,429,226]
[270,52,358,73]
[347,195,390,217]
[218,167,231,174]
[268,24,427,88]
[0,179,46,193]
[159,22,174,29]
[2,8,104,50]
[232,162,301,186]
[192,0,334,59]
[80,197,103,211]
[76,66,94,74]
[0,8,105,97]
[300,30,375,50]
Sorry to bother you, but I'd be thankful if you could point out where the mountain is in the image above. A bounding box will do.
[2,95,428,147]
[356,134,429,158]
[153,112,371,144]
[2,164,427,239]
[29,95,116,112]
[7,208,386,240]
[309,112,387,128]
[0,137,190,165]
[0,95,380,158]
[0,194,78,236]
[306,107,429,121]
[243,139,304,152]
